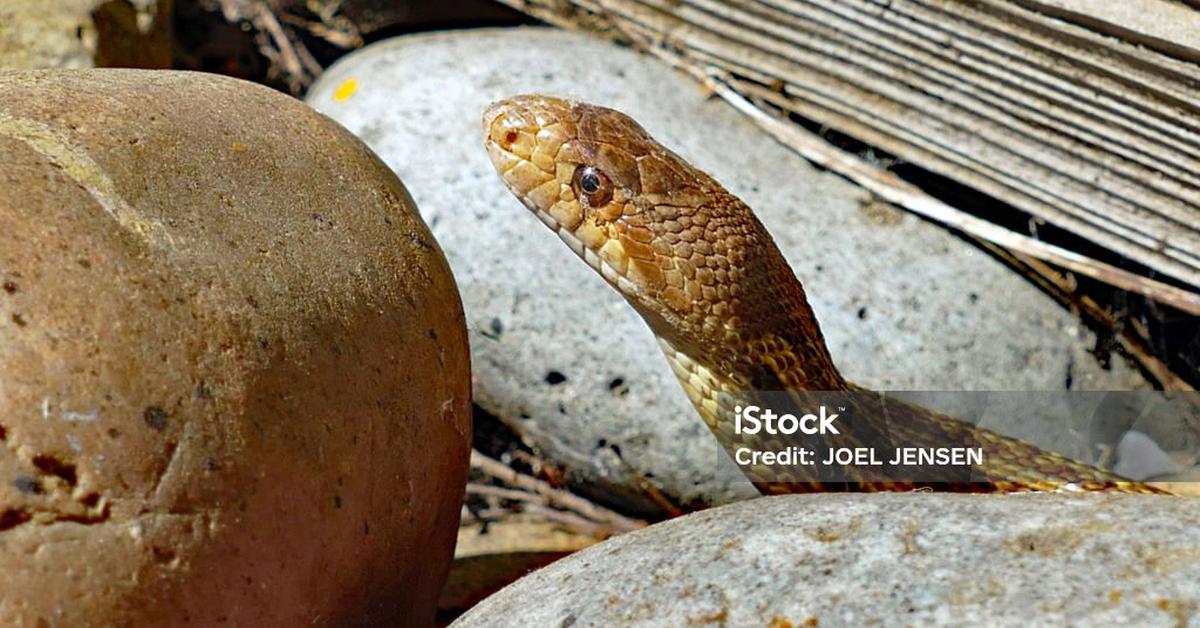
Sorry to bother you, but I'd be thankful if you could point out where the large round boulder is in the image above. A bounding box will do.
[0,69,470,626]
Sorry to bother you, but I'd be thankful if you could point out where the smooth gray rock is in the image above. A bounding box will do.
[307,28,1147,510]
[453,493,1200,627]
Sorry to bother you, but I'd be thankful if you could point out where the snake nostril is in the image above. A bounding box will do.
[504,130,518,146]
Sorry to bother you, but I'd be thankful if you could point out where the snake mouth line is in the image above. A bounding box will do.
[526,198,640,298]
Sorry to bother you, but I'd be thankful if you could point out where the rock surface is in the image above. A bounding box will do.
[453,493,1200,627]
[0,0,171,69]
[307,28,1147,511]
[0,69,470,626]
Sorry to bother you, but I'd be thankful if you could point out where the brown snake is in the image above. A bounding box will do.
[482,94,1161,495]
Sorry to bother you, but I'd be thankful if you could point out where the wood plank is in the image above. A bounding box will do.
[1013,0,1200,62]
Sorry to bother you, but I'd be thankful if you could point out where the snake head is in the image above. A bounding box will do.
[484,95,846,391]
[483,95,760,342]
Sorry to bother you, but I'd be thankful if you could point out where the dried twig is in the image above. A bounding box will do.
[278,1,363,49]
[976,241,1195,391]
[469,450,646,535]
[520,504,620,539]
[253,2,318,89]
[466,482,551,504]
[606,447,688,517]
[218,0,323,93]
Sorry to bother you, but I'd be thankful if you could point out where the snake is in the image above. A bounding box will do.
[482,94,1161,495]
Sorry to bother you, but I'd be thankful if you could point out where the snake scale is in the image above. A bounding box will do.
[482,94,1160,495]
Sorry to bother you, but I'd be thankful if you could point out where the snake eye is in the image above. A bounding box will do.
[573,166,613,207]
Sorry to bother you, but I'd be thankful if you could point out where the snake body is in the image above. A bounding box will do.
[483,94,1157,494]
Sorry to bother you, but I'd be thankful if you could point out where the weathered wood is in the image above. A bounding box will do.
[687,66,1200,315]
[498,0,1200,293]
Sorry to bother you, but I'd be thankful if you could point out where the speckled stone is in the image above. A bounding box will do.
[453,493,1200,627]
[307,28,1147,512]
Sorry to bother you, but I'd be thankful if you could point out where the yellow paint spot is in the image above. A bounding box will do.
[333,78,359,102]
[232,141,248,153]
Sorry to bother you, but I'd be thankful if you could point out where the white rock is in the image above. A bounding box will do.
[453,493,1199,627]
[1115,431,1182,480]
[307,28,1147,510]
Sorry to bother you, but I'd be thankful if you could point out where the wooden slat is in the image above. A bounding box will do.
[1010,0,1200,64]
[498,0,1200,291]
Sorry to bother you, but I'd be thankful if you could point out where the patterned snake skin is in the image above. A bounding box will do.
[482,94,1160,494]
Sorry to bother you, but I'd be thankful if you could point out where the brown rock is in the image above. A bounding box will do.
[0,69,471,626]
